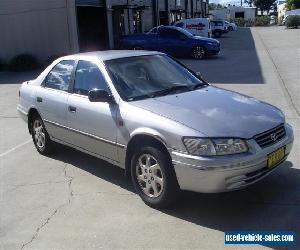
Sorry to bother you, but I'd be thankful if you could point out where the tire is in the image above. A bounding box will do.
[131,145,179,208]
[192,45,206,60]
[214,30,221,38]
[132,45,143,50]
[228,26,233,31]
[31,115,55,155]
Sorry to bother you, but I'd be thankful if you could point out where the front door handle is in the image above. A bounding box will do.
[68,106,76,113]
[36,97,43,102]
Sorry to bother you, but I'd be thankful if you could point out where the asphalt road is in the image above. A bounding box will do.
[0,27,299,250]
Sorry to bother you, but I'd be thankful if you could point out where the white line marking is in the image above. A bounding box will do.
[0,139,32,158]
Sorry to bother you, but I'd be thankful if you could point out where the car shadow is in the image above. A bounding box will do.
[51,144,299,249]
[52,144,134,192]
[181,28,264,85]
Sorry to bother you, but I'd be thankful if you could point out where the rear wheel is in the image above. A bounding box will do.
[131,145,179,208]
[192,46,206,60]
[214,30,222,38]
[31,115,55,155]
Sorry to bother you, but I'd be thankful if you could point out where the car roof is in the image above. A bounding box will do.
[59,50,164,62]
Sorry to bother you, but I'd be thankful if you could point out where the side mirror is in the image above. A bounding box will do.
[88,89,113,103]
[195,72,203,79]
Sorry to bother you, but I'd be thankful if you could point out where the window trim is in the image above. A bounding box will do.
[70,59,112,97]
[42,60,77,93]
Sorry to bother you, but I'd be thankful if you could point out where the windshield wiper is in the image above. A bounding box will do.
[191,83,209,90]
[150,85,191,97]
[128,94,152,101]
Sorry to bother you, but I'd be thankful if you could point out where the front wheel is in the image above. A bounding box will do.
[131,146,179,208]
[192,46,206,60]
[31,115,55,155]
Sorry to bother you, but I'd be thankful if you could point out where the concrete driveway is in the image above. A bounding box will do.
[0,27,299,250]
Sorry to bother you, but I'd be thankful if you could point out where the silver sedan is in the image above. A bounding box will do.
[17,51,294,208]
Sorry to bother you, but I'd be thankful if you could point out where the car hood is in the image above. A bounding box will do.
[130,86,285,138]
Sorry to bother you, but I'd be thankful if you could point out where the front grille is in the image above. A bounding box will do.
[254,124,286,148]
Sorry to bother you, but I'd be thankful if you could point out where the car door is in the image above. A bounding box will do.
[66,60,119,163]
[158,28,189,56]
[36,60,75,142]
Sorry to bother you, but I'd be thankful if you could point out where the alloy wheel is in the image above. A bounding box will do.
[193,46,205,59]
[136,154,164,198]
[33,119,45,149]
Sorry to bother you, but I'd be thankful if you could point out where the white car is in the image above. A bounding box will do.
[18,50,294,208]
[225,21,237,31]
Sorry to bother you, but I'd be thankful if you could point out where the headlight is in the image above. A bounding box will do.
[212,138,248,155]
[183,137,248,156]
[207,42,216,46]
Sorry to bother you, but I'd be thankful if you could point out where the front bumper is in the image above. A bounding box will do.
[206,47,220,55]
[171,123,294,193]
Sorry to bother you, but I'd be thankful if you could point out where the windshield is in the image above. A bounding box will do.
[104,55,206,101]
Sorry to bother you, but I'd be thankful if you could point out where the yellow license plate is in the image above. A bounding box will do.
[267,147,285,169]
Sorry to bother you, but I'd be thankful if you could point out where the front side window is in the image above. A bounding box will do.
[105,55,205,101]
[160,28,188,39]
[74,60,108,96]
[45,60,75,91]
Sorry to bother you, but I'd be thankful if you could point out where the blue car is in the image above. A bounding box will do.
[120,26,220,59]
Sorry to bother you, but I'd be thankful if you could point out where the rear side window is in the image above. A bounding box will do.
[74,60,108,96]
[45,60,75,91]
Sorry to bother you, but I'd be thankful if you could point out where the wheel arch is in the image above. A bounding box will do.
[124,133,171,177]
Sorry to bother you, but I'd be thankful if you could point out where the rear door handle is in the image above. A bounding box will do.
[68,106,76,113]
[36,97,43,102]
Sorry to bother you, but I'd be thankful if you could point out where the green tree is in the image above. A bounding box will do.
[209,3,224,10]
[244,0,255,7]
[286,0,300,10]
[253,0,277,14]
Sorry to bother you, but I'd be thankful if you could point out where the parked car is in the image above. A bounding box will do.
[225,21,237,31]
[18,51,294,208]
[211,20,228,37]
[173,18,212,37]
[121,26,220,59]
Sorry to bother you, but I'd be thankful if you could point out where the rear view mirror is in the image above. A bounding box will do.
[88,89,113,103]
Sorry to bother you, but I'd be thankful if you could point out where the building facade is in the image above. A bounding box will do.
[210,6,256,21]
[0,0,209,62]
